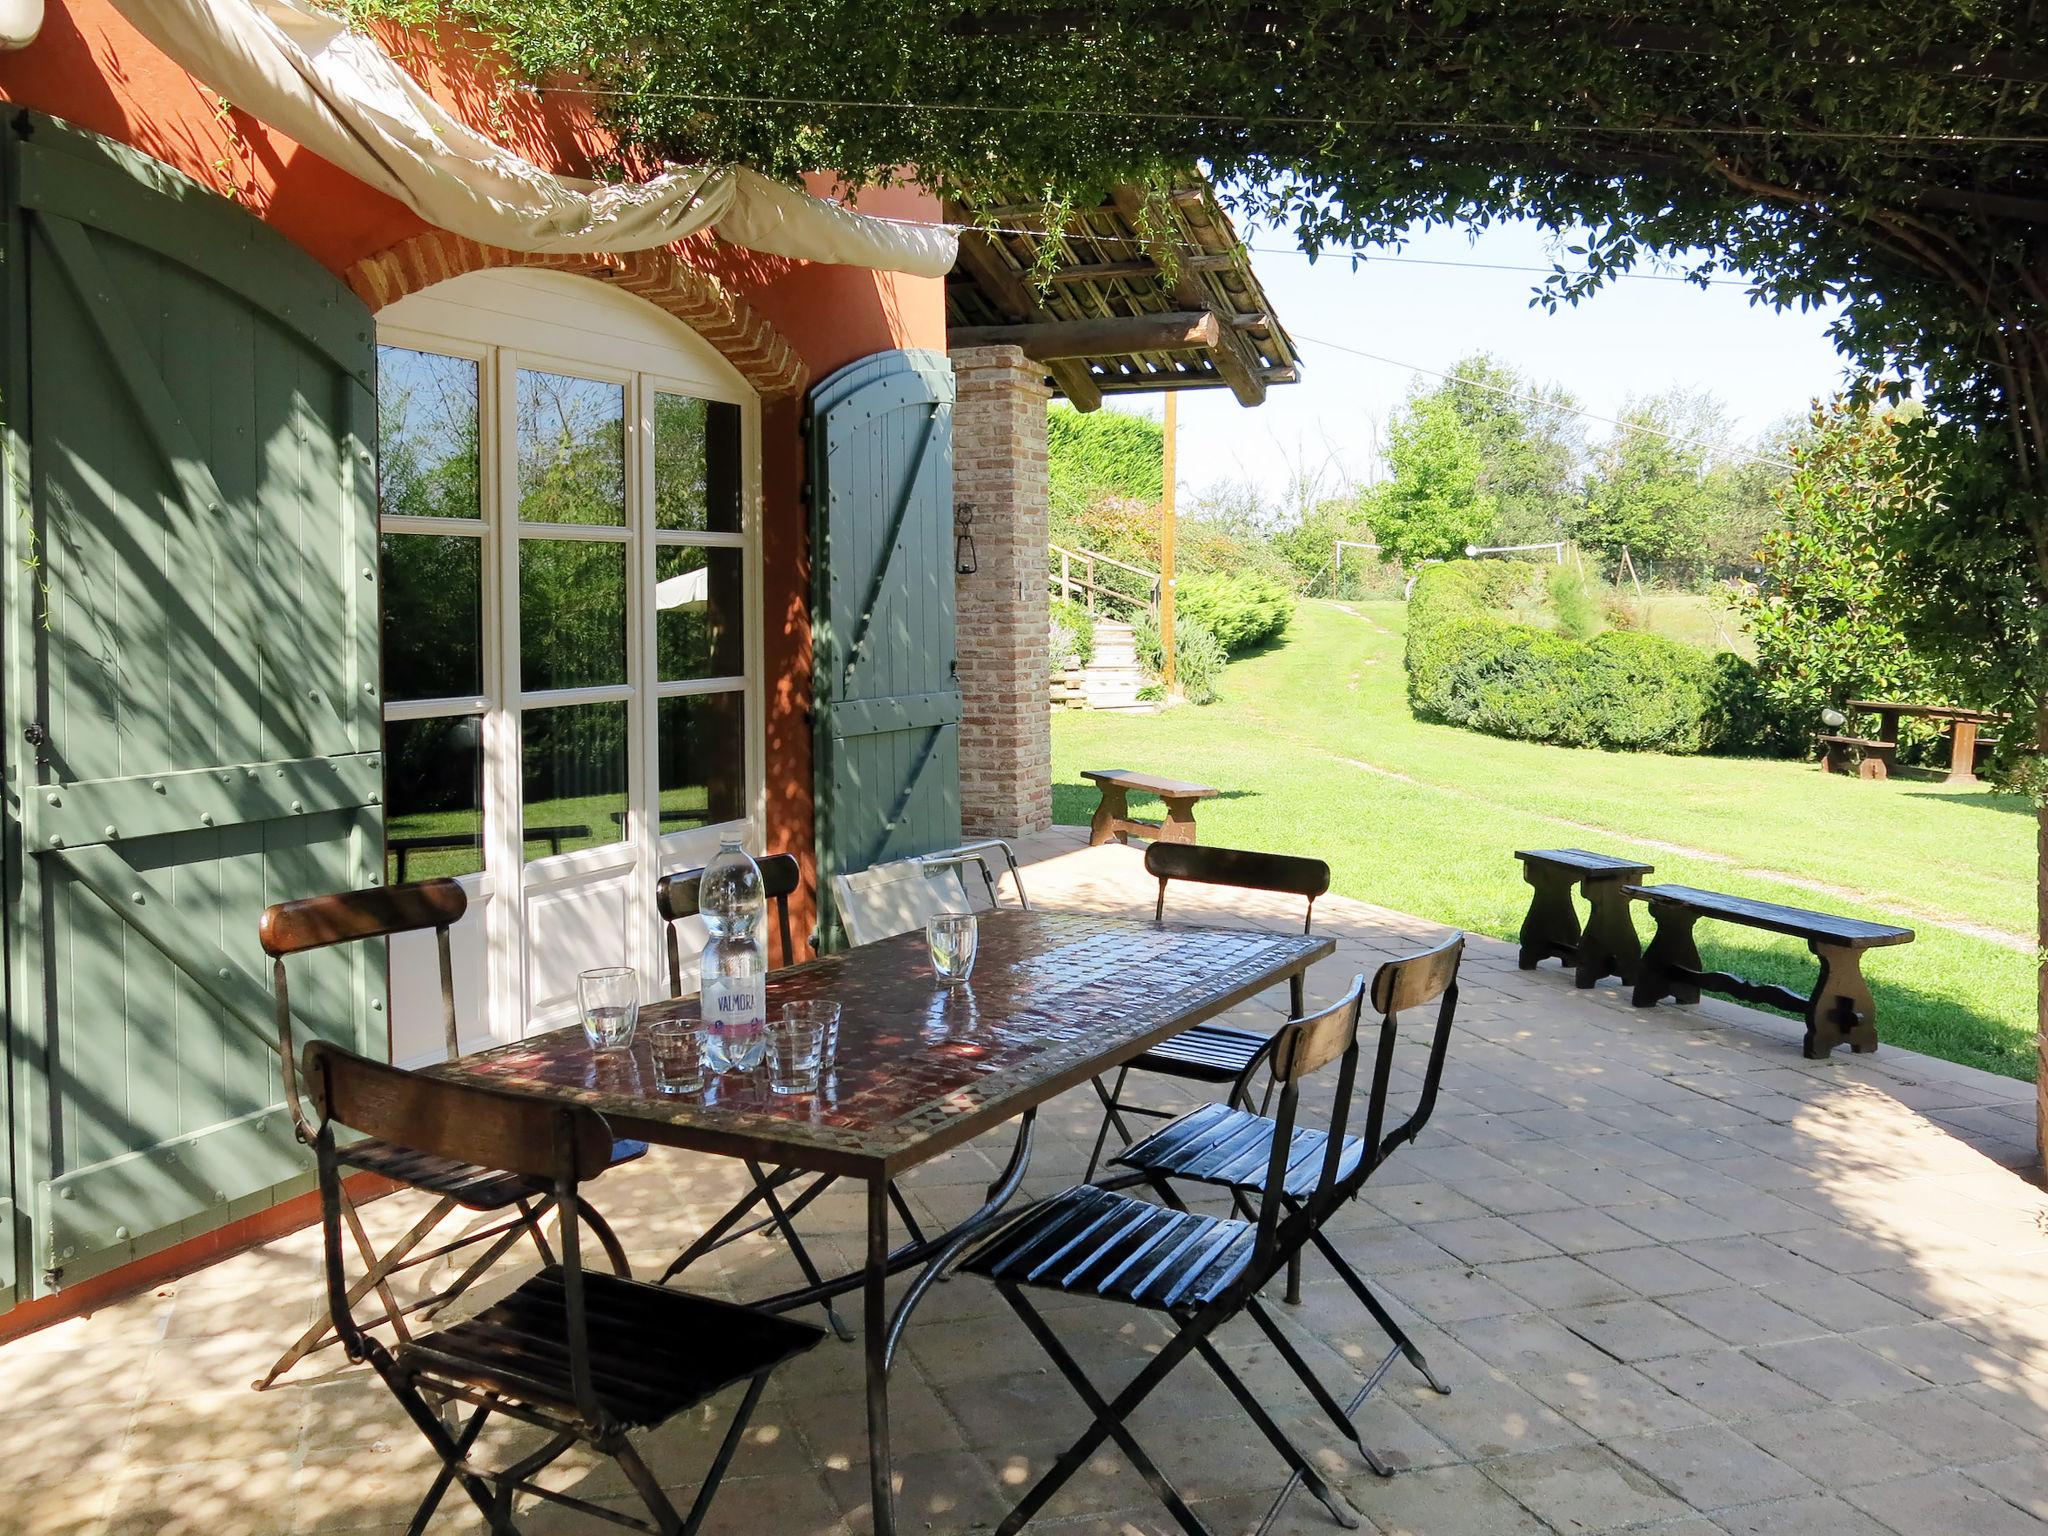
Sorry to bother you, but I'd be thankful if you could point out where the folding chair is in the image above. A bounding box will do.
[1110,934,1466,1478]
[301,1040,824,1535]
[1084,841,1331,1182]
[830,838,1028,948]
[961,976,1375,1536]
[255,879,642,1390]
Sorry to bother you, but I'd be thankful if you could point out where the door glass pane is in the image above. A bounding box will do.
[522,701,627,857]
[658,691,746,833]
[384,715,484,881]
[518,369,625,526]
[655,546,746,680]
[382,533,483,700]
[378,347,480,520]
[520,540,626,690]
[654,394,742,532]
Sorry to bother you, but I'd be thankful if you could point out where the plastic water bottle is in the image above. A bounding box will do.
[699,835,767,1071]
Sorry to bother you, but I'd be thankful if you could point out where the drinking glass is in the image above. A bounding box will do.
[781,1000,842,1073]
[927,912,978,985]
[766,1013,826,1095]
[578,966,639,1052]
[648,1018,706,1093]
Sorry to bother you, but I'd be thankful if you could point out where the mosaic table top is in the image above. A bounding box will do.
[430,910,1333,1176]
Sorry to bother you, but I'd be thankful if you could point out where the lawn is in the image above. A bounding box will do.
[1051,598,2039,1080]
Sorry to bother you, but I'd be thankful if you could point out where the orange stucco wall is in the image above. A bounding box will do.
[0,0,947,965]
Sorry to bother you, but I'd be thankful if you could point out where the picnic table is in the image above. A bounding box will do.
[1082,768,1220,845]
[427,907,1332,1536]
[1841,699,2004,785]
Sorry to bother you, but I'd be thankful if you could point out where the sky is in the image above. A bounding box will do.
[1107,216,1858,508]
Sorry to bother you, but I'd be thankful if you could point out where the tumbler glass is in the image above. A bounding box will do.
[926,912,978,985]
[781,1000,842,1073]
[578,966,639,1052]
[766,1013,826,1095]
[648,1018,707,1093]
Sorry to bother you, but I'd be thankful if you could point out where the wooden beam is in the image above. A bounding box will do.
[949,311,1221,361]
[949,231,1102,408]
[1107,187,1266,406]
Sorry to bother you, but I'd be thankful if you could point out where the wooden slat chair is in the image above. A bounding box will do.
[960,977,1375,1536]
[255,880,641,1391]
[301,1041,823,1536]
[1083,841,1332,1182]
[1108,934,1466,1479]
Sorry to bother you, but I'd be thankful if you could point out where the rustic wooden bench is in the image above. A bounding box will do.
[1082,769,1220,846]
[1818,735,1898,779]
[1514,848,1656,987]
[1623,884,1914,1059]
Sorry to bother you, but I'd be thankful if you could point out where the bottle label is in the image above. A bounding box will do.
[703,973,765,1030]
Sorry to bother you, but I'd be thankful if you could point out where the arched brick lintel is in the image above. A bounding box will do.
[345,233,809,399]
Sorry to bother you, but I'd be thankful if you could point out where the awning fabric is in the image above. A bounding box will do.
[103,0,957,276]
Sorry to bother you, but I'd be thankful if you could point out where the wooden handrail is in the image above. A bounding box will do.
[1049,543,1160,621]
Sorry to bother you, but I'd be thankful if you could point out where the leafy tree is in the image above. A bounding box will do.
[1574,391,1732,577]
[1373,391,1494,563]
[1730,400,1940,752]
[1271,492,1379,592]
[1438,354,1588,548]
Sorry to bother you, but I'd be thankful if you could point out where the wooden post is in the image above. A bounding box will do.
[1161,392,1178,692]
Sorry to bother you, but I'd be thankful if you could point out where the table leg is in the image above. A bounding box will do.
[1945,719,1981,785]
[1088,786,1128,846]
[1632,910,1702,1008]
[1577,876,1643,988]
[1517,868,1580,971]
[1158,795,1200,844]
[1806,942,1879,1058]
[865,1176,896,1536]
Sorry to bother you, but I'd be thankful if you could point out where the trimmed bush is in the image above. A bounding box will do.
[1406,560,1746,754]
[1049,597,1095,668]
[1175,571,1293,654]
[1136,615,1227,705]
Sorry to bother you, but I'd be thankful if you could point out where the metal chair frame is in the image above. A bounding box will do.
[254,880,632,1391]
[829,838,1030,949]
[1083,842,1331,1184]
[963,977,1376,1536]
[1109,934,1467,1488]
[303,1042,821,1536]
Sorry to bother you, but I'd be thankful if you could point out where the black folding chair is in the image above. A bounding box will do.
[653,856,924,1340]
[1110,934,1466,1478]
[960,975,1376,1536]
[302,1040,823,1535]
[255,879,642,1390]
[1084,842,1332,1182]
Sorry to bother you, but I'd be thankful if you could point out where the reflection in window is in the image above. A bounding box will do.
[522,701,628,856]
[378,347,480,521]
[658,692,746,833]
[518,370,624,526]
[382,534,483,701]
[384,715,485,881]
[655,546,746,681]
[520,540,626,691]
[654,394,743,532]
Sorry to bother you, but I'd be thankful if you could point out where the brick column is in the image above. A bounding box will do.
[952,346,1053,838]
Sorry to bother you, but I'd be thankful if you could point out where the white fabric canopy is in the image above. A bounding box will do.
[102,0,957,276]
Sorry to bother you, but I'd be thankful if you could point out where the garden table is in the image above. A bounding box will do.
[427,907,1333,1536]
[1845,699,2006,785]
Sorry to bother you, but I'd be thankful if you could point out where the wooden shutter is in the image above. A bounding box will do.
[809,350,961,949]
[0,116,384,1298]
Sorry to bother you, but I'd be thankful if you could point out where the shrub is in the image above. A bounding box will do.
[1175,572,1294,654]
[1546,565,1603,641]
[1136,615,1227,705]
[1405,560,1752,754]
[1048,598,1095,669]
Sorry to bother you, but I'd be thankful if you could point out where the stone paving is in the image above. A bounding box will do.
[6,829,2048,1536]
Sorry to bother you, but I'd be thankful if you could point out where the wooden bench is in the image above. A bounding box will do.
[1624,884,1914,1059]
[1514,849,1656,987]
[1082,769,1220,847]
[1818,735,1899,779]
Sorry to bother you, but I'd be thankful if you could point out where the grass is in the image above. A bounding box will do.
[386,788,717,881]
[1052,599,2039,1080]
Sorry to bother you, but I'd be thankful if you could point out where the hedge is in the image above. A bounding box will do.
[1405,560,1759,754]
[1175,571,1293,654]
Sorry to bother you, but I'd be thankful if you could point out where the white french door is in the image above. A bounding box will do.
[374,269,763,1057]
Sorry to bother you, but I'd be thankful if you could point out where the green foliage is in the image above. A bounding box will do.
[1136,615,1227,705]
[1049,597,1095,668]
[1374,392,1494,564]
[1048,404,1162,516]
[1173,572,1293,654]
[1546,565,1602,642]
[1406,561,1751,754]
[1437,354,1588,548]
[1270,494,1377,593]
[1730,400,1945,756]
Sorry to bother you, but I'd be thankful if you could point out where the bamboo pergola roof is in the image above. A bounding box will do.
[944,176,1300,411]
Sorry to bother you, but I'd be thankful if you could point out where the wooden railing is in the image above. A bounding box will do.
[1049,544,1160,621]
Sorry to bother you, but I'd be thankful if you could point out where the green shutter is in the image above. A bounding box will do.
[0,116,384,1298]
[809,350,962,950]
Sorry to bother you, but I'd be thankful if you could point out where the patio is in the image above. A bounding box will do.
[8,828,2048,1536]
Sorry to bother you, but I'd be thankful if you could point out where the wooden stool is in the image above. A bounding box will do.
[1082,769,1220,846]
[1514,848,1655,987]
